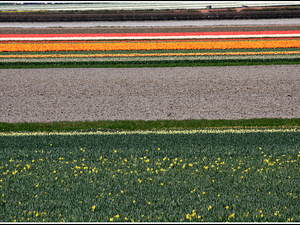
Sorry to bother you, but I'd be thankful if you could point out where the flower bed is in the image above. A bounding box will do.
[1,25,300,66]
[0,129,299,222]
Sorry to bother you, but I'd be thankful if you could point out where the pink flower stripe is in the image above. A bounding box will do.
[0,37,297,44]
[1,30,300,39]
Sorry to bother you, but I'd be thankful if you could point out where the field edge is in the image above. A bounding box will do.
[1,58,300,69]
[1,118,300,132]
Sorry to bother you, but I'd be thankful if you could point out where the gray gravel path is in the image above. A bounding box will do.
[0,65,299,123]
[2,18,300,28]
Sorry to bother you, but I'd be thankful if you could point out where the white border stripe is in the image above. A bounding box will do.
[1,34,300,40]
[0,128,299,136]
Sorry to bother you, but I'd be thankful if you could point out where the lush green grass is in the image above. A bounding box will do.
[1,57,300,69]
[1,118,300,133]
[0,129,299,222]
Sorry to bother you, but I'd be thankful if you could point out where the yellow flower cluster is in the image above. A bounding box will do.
[186,210,201,220]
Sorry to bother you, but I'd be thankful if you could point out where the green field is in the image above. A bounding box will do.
[1,118,300,132]
[1,128,299,222]
[1,57,300,69]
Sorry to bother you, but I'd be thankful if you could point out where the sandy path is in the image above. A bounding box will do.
[0,65,299,123]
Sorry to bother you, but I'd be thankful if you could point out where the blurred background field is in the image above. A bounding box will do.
[1,1,300,11]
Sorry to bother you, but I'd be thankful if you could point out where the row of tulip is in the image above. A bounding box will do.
[2,37,296,44]
[1,30,300,40]
[1,54,299,64]
[1,25,300,35]
[1,26,299,66]
[2,128,299,136]
[1,51,300,58]
[1,38,300,52]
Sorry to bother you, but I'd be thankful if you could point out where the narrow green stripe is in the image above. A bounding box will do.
[1,118,300,132]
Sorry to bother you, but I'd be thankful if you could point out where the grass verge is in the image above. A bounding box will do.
[1,118,300,132]
[1,58,300,69]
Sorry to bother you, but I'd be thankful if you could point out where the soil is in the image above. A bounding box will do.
[1,65,299,123]
[1,6,300,22]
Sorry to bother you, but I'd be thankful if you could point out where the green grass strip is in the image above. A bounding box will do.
[1,118,300,132]
[1,57,300,69]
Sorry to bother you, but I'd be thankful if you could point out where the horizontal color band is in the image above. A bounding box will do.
[1,34,300,40]
[2,30,300,38]
[1,51,300,58]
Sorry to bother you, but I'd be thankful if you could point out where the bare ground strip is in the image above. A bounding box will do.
[0,65,299,123]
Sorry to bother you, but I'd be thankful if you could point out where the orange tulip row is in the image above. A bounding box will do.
[1,39,300,52]
[1,51,300,58]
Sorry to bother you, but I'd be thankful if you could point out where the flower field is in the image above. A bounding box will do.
[1,25,300,67]
[1,23,300,222]
[0,128,299,222]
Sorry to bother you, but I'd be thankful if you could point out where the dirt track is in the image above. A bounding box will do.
[1,6,300,22]
[2,18,300,28]
[0,65,299,123]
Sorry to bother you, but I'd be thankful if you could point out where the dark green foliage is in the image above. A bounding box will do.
[1,58,300,69]
[0,130,299,222]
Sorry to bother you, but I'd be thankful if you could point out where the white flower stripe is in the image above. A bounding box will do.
[0,128,299,136]
[1,34,300,41]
